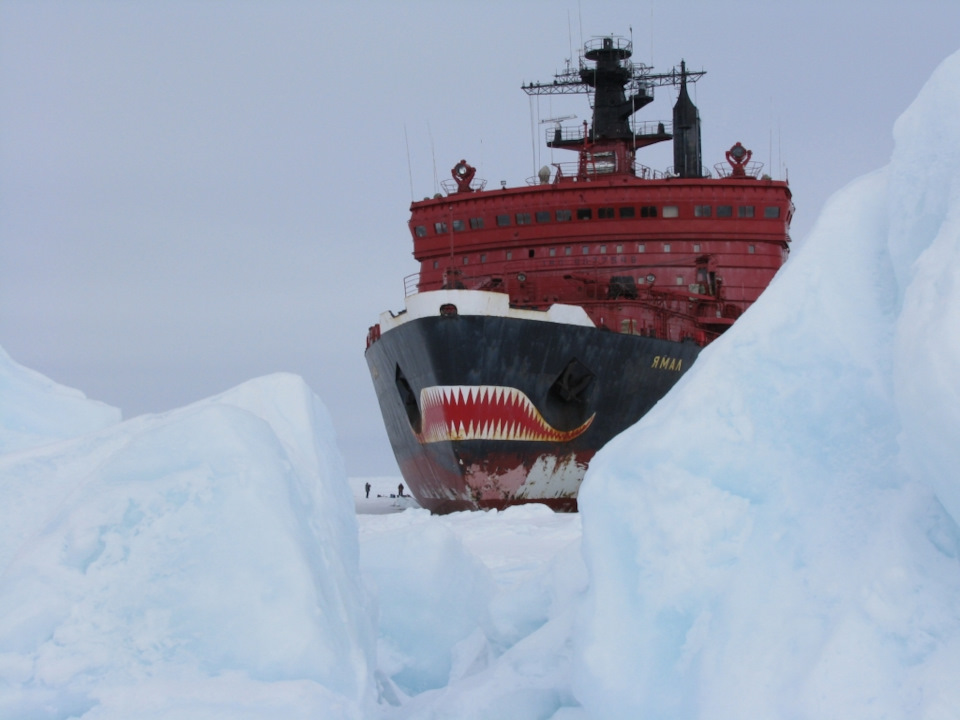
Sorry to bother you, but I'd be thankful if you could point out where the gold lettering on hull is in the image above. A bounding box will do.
[651,355,683,372]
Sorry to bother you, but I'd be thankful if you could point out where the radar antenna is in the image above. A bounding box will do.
[539,115,577,125]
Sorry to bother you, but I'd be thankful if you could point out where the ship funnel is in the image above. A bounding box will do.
[672,61,703,178]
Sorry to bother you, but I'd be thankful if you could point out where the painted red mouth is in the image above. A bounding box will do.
[416,385,594,444]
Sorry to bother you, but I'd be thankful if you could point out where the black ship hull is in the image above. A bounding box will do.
[365,293,700,513]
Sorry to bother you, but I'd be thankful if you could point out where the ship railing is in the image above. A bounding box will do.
[633,164,669,180]
[527,160,670,185]
[583,35,632,56]
[544,120,672,146]
[440,177,488,195]
[546,125,587,144]
[404,273,420,297]
[631,119,672,137]
[663,165,714,179]
[525,161,601,184]
[713,160,765,179]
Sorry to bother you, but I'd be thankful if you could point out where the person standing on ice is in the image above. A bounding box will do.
[398,483,404,497]
[365,482,371,498]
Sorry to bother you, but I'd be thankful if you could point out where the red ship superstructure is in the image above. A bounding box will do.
[366,35,793,513]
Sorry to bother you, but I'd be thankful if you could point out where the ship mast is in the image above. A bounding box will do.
[522,36,706,178]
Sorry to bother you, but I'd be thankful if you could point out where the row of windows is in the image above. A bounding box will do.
[417,204,781,237]
[432,241,758,268]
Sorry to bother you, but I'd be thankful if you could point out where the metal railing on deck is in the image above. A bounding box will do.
[713,161,765,179]
[545,120,671,146]
[526,161,670,185]
[440,177,488,195]
[404,273,419,297]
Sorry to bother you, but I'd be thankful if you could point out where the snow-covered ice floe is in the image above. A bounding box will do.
[0,345,120,455]
[0,372,377,719]
[574,48,960,720]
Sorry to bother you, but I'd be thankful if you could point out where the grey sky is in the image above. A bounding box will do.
[2,1,958,476]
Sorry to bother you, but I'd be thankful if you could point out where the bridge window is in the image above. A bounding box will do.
[496,214,511,226]
[599,207,615,219]
[506,250,513,260]
[748,245,756,254]
[549,247,556,257]
[565,246,572,256]
[663,243,671,252]
[433,260,439,269]
[556,209,572,222]
[738,206,755,218]
[463,256,469,265]
[717,205,733,217]
[599,245,607,254]
[764,206,781,218]
[640,206,658,218]
[480,253,487,263]
[415,225,427,237]
[470,217,484,229]
[453,219,465,231]
[434,222,447,233]
[662,206,679,218]
[582,245,589,255]
[536,211,551,223]
[694,205,712,217]
[616,244,623,253]
[577,208,592,220]
[637,243,646,252]
[693,243,701,252]
[516,212,531,225]
[619,206,636,218]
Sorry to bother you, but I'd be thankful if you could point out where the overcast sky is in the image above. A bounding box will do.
[2,0,959,476]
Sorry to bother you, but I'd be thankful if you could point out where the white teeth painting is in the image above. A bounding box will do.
[418,385,595,443]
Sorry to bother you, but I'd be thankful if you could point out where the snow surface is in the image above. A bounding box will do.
[575,50,960,719]
[2,47,960,720]
[0,344,120,455]
[0,373,375,718]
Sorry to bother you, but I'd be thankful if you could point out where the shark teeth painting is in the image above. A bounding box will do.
[417,385,595,443]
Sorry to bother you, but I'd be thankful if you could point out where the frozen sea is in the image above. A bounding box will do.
[2,48,960,720]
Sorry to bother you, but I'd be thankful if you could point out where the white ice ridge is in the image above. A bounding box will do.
[0,372,376,719]
[0,345,121,454]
